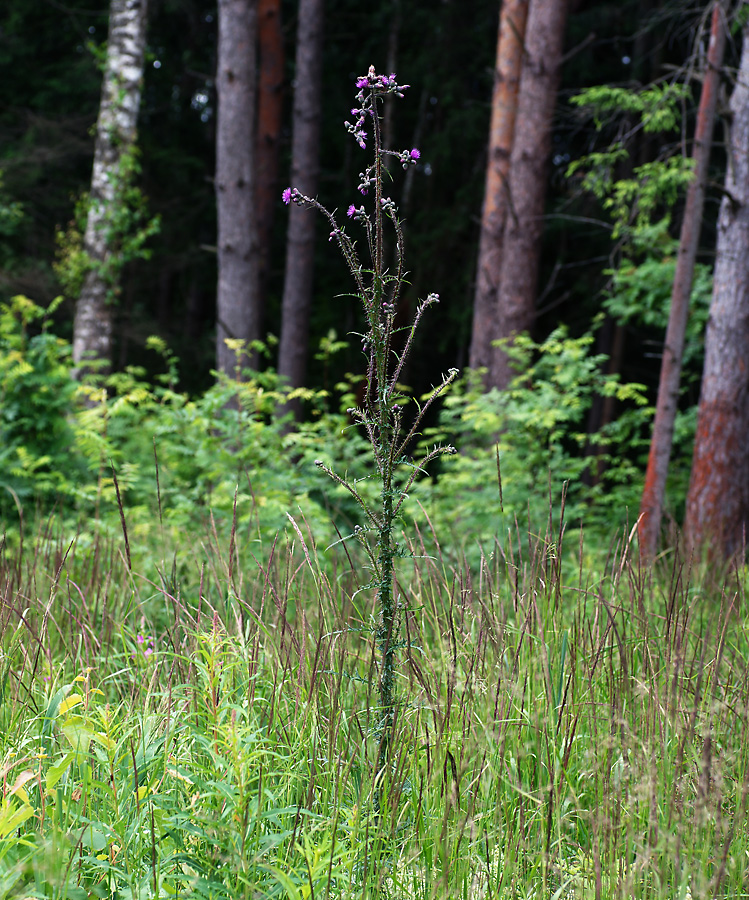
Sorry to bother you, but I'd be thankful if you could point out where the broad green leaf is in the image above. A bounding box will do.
[45,752,76,795]
[62,719,94,755]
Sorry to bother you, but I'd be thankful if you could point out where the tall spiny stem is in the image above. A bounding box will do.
[370,91,397,784]
[283,65,457,812]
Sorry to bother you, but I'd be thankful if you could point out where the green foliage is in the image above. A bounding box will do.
[604,219,712,372]
[567,83,695,240]
[569,82,691,134]
[0,172,24,269]
[605,158,695,239]
[415,326,652,552]
[2,514,749,899]
[564,78,710,526]
[0,295,79,509]
[53,194,90,300]
[54,148,160,303]
[0,310,373,551]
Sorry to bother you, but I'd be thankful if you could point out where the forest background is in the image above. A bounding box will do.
[3,3,749,898]
[0,0,746,559]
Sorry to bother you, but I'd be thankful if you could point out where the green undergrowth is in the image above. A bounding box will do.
[0,294,670,564]
[0,513,748,899]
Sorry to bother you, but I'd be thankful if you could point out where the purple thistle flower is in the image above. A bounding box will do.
[282,187,292,205]
[410,148,421,160]
[356,77,368,89]
[347,204,356,217]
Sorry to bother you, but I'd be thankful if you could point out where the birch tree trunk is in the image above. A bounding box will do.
[638,0,726,560]
[215,0,260,377]
[684,23,749,560]
[489,0,568,391]
[72,0,148,374]
[469,0,529,375]
[278,0,325,408]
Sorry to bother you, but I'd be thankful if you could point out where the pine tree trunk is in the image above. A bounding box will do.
[278,0,325,408]
[684,23,749,560]
[489,0,568,391]
[255,0,284,318]
[216,0,260,377]
[72,0,148,375]
[638,0,726,560]
[469,0,529,375]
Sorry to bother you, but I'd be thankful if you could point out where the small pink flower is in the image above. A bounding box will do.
[410,148,420,160]
[347,204,356,217]
[282,187,292,205]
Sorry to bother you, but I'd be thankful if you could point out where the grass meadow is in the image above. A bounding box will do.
[0,501,747,900]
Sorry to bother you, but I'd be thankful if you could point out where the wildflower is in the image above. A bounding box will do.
[410,148,420,160]
[347,204,356,217]
[356,76,369,89]
[282,187,292,205]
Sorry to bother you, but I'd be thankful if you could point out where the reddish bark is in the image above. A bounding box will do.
[684,21,749,560]
[255,0,283,321]
[470,0,529,375]
[638,0,727,559]
[489,0,568,391]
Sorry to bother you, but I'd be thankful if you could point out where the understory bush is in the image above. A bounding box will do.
[0,297,375,551]
[0,296,664,563]
[413,325,653,558]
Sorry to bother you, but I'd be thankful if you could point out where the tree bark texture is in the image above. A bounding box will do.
[489,0,568,391]
[684,23,749,560]
[216,0,260,377]
[72,0,148,373]
[255,0,284,314]
[638,0,727,560]
[469,0,529,375]
[278,0,325,400]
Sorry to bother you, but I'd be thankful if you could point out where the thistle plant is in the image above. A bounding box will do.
[283,66,458,790]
